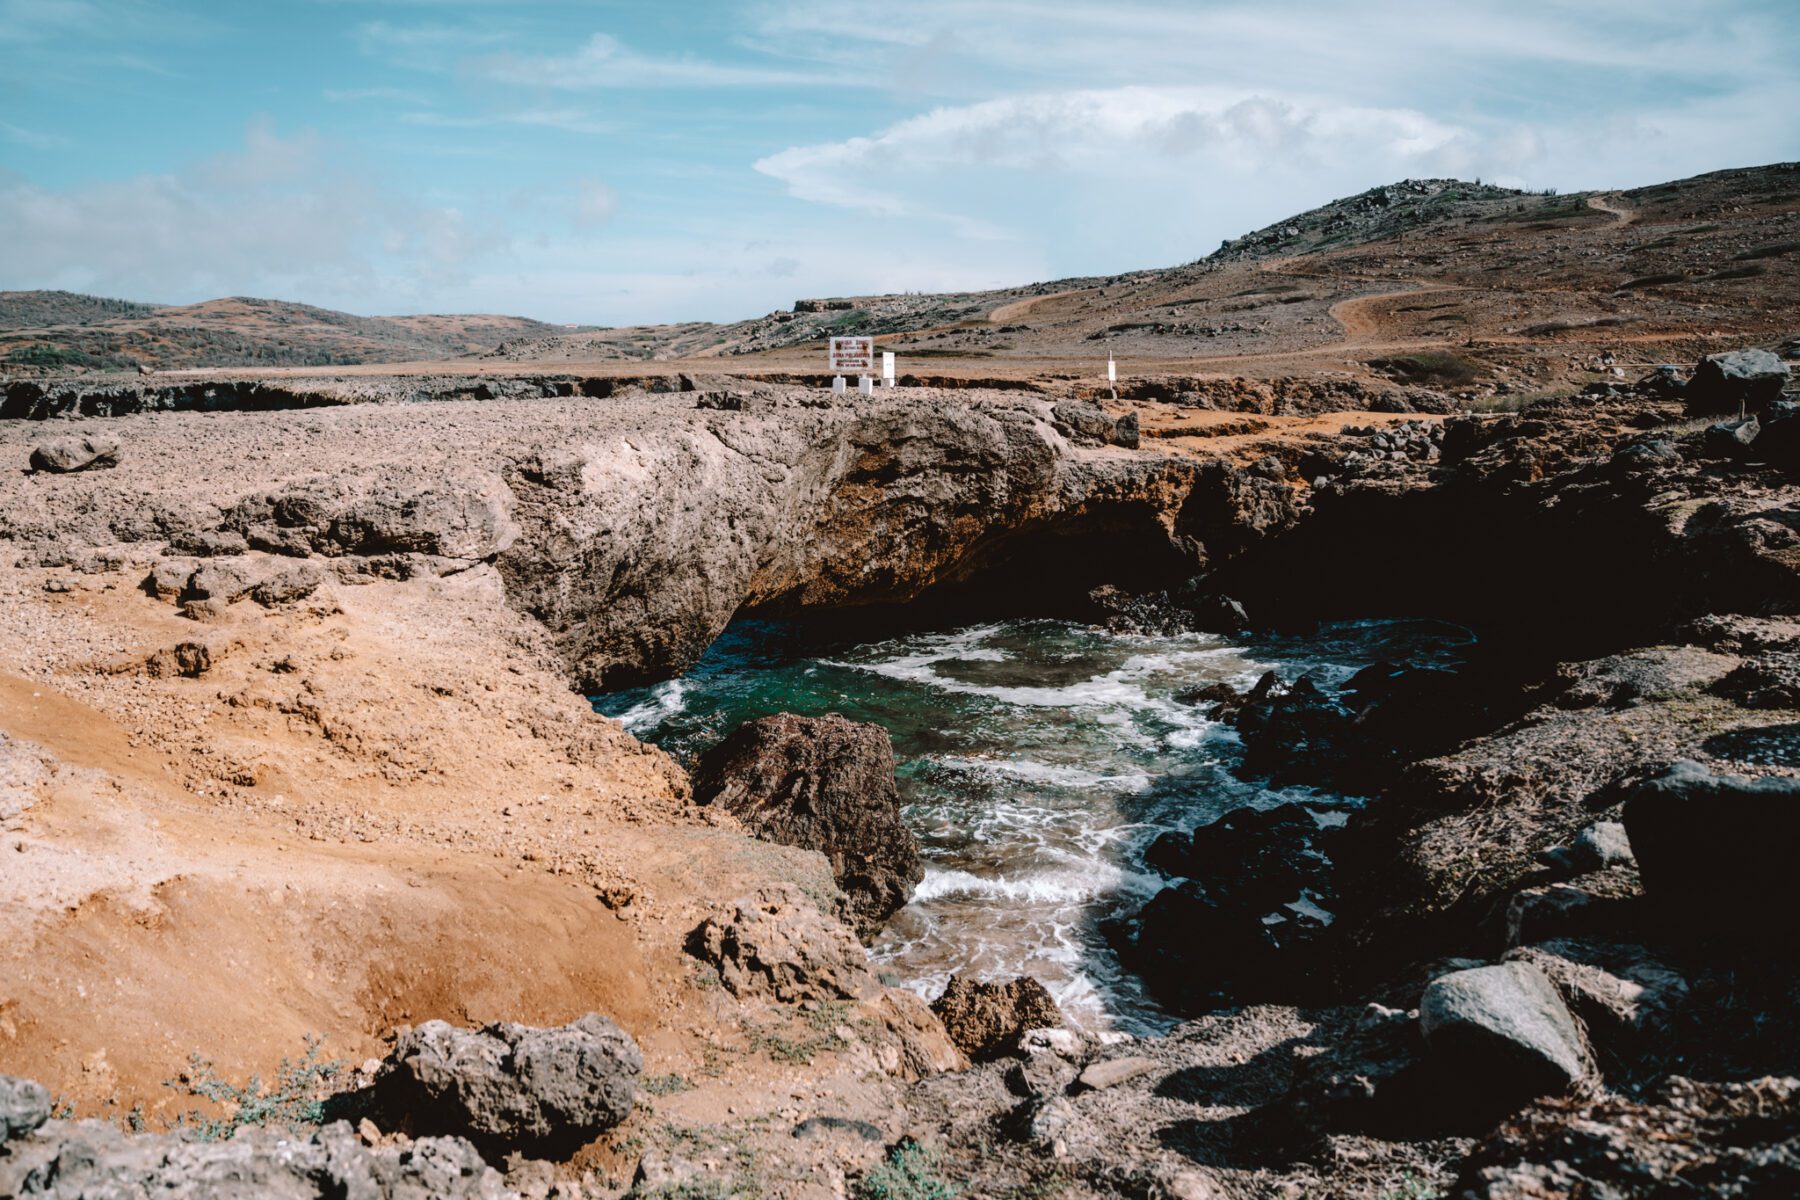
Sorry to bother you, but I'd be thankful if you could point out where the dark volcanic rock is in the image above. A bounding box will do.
[688,883,875,1002]
[1685,348,1791,414]
[1418,962,1594,1110]
[0,1075,50,1142]
[930,974,1063,1062]
[1714,650,1800,708]
[692,713,923,938]
[1622,759,1800,933]
[28,433,119,473]
[1457,1075,1800,1199]
[378,1013,640,1154]
[1146,802,1332,911]
[0,1114,508,1198]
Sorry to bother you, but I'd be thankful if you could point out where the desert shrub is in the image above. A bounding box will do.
[1367,351,1482,386]
[165,1035,344,1140]
[1733,241,1800,261]
[857,1141,960,1200]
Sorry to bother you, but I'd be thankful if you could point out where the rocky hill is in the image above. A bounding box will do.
[0,293,599,371]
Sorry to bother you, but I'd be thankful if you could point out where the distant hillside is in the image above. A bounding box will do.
[0,293,600,370]
[0,290,164,332]
[1207,178,1533,262]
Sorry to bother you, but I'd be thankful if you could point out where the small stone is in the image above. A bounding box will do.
[1420,962,1593,1105]
[1075,1055,1159,1091]
[0,1075,51,1142]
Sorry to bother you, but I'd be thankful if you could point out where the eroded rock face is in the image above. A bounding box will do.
[28,434,119,473]
[377,1013,641,1153]
[692,713,922,938]
[1418,962,1594,1109]
[689,883,875,1002]
[0,1075,50,1142]
[1457,1075,1800,1199]
[930,974,1063,1062]
[0,1116,509,1199]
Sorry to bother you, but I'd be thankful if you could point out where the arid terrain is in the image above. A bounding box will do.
[2,163,1798,1198]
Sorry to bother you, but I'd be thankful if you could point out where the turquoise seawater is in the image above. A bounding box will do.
[595,616,1470,1033]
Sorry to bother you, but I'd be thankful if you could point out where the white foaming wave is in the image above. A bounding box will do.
[607,678,687,734]
[930,754,1153,793]
[913,861,1165,905]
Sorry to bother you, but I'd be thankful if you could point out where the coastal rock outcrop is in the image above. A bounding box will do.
[689,883,875,1002]
[692,713,923,937]
[929,974,1064,1062]
[0,1112,509,1198]
[377,1013,641,1153]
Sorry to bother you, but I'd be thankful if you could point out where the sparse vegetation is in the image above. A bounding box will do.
[1732,240,1800,261]
[1367,351,1483,386]
[164,1036,344,1140]
[642,1072,696,1096]
[856,1141,960,1200]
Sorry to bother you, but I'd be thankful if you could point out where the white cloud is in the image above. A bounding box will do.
[399,109,618,134]
[574,179,619,227]
[0,119,500,306]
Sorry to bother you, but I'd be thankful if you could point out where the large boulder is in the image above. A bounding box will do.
[1685,348,1791,414]
[929,974,1063,1062]
[688,882,875,1002]
[0,1116,508,1198]
[692,713,923,938]
[0,1075,50,1142]
[1622,760,1800,932]
[1418,962,1594,1110]
[28,434,119,473]
[378,1013,640,1153]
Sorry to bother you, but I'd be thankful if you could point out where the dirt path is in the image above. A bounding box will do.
[987,288,1094,324]
[1326,282,1471,345]
[1587,194,1637,226]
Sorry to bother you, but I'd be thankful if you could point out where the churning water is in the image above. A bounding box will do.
[595,616,1470,1034]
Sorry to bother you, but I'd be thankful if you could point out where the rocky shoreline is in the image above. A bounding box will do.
[2,354,1798,1196]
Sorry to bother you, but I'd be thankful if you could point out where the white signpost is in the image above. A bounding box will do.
[829,337,874,374]
[1107,353,1118,400]
[882,351,896,388]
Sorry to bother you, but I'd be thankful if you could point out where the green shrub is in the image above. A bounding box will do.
[857,1141,960,1200]
[165,1035,344,1140]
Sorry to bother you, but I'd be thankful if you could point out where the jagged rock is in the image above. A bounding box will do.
[689,883,875,1002]
[1051,401,1137,448]
[144,640,214,679]
[863,988,968,1078]
[181,556,325,609]
[1537,820,1634,877]
[1503,939,1688,1074]
[1457,1075,1800,1199]
[929,974,1063,1062]
[1117,876,1325,1011]
[1418,962,1594,1108]
[0,1075,50,1142]
[28,434,119,473]
[1714,650,1800,708]
[1502,868,1643,948]
[166,529,249,557]
[378,1013,641,1153]
[1701,415,1760,457]
[1685,348,1791,414]
[0,1117,508,1198]
[692,713,923,938]
[1622,760,1800,933]
[1145,802,1330,910]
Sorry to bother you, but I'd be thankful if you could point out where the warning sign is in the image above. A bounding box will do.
[829,336,874,373]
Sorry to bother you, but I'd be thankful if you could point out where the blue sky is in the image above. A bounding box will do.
[2,0,1796,324]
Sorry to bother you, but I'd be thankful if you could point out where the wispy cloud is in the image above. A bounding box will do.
[470,31,865,90]
[398,108,618,134]
[0,118,66,147]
